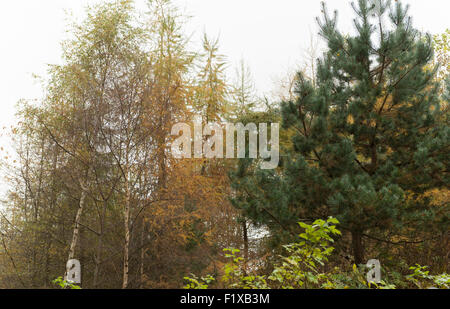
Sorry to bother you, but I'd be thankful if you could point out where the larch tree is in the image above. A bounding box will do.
[194,34,229,123]
[230,59,258,118]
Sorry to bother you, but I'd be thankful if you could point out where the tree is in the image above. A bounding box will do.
[433,29,449,83]
[230,59,258,117]
[194,34,229,123]
[232,0,449,265]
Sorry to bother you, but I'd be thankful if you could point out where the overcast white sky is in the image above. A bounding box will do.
[0,0,449,127]
[0,0,448,184]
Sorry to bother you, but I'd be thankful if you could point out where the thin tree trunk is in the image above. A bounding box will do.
[64,179,87,285]
[68,182,87,262]
[242,220,249,274]
[93,236,102,288]
[351,231,364,265]
[93,200,106,288]
[140,218,145,288]
[31,138,45,286]
[122,168,131,289]
[44,240,52,287]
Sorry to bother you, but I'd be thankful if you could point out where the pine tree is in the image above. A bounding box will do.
[232,0,449,264]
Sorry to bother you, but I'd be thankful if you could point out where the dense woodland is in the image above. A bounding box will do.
[0,0,448,289]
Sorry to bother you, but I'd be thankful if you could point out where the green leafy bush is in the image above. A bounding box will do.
[52,277,81,289]
[407,265,450,289]
[183,217,449,289]
[184,217,341,289]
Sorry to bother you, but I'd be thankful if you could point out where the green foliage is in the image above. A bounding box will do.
[52,277,81,290]
[230,0,449,267]
[368,280,397,290]
[183,274,215,289]
[268,218,341,289]
[407,265,450,289]
[222,248,269,289]
[432,29,450,81]
[183,218,449,290]
[185,217,341,289]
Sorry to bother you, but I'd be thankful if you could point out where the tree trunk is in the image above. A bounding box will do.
[140,218,145,288]
[93,235,102,288]
[122,170,131,289]
[351,231,364,265]
[68,182,87,261]
[93,200,107,288]
[65,180,87,284]
[242,220,249,275]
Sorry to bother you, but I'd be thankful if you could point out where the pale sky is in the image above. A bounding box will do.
[0,0,448,192]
